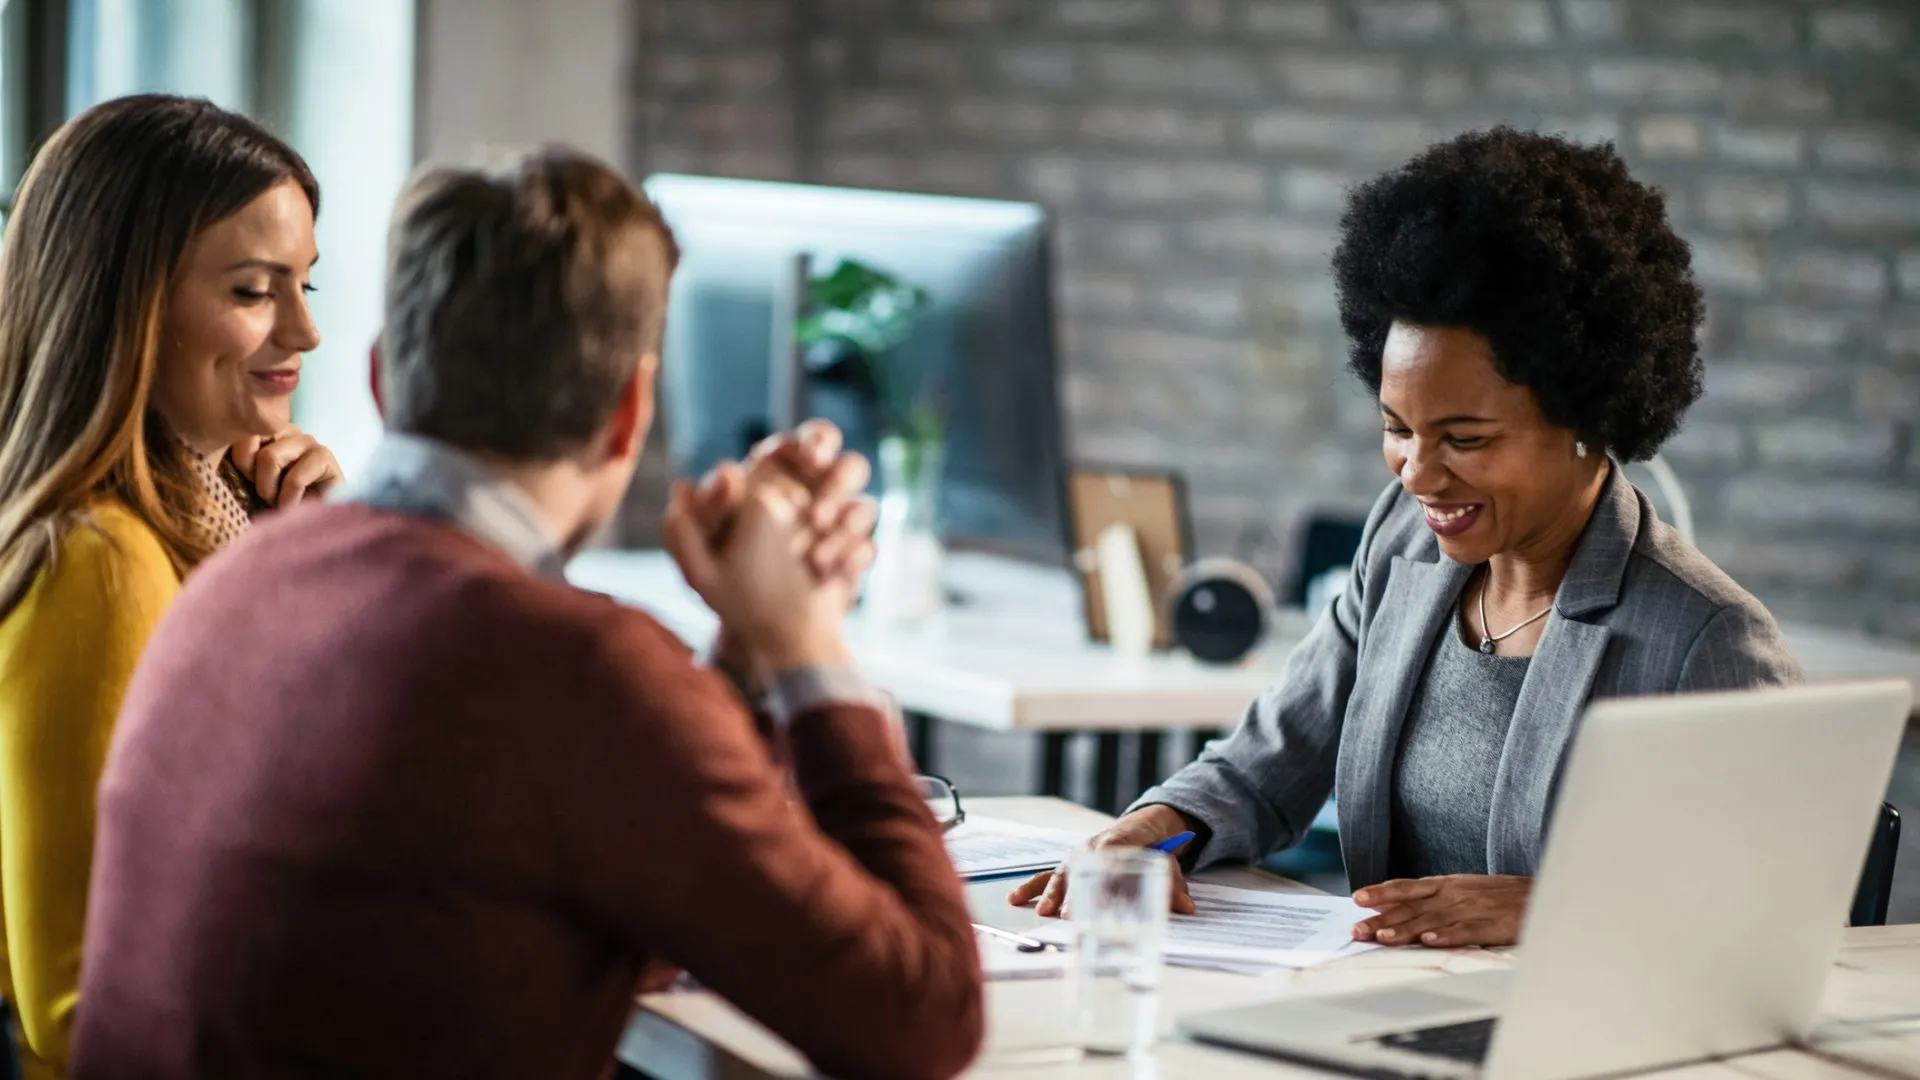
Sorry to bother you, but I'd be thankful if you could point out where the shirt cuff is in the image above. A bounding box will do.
[767,665,895,730]
[699,639,766,713]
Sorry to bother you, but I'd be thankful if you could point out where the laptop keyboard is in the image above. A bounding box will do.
[1375,1017,1498,1064]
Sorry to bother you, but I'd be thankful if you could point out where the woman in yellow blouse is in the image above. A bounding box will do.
[0,94,344,1076]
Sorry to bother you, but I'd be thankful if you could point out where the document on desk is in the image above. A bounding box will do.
[977,935,1070,981]
[1029,882,1379,970]
[944,816,1090,880]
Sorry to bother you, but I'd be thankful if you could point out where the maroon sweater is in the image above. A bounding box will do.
[73,505,983,1080]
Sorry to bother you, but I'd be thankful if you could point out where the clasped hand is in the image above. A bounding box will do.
[662,420,877,673]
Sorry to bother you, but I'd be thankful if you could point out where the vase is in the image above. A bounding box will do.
[865,434,945,628]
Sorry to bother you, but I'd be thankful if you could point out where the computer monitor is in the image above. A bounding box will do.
[644,174,1070,566]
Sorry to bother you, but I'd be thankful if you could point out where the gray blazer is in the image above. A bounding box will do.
[1135,468,1802,889]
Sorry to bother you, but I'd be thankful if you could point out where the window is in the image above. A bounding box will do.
[271,0,416,478]
[2,0,413,476]
[1,17,14,229]
[3,0,250,228]
[0,0,39,231]
[65,0,252,114]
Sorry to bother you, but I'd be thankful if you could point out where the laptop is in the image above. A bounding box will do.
[1179,679,1914,1080]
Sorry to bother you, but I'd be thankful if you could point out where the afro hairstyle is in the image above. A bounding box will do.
[1330,126,1704,463]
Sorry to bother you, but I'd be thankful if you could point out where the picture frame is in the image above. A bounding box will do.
[1065,465,1193,649]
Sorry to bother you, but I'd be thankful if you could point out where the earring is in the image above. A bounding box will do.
[1576,441,1588,459]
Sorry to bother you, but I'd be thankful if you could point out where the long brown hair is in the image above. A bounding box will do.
[0,94,319,616]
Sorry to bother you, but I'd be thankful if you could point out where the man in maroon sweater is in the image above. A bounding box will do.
[74,149,984,1079]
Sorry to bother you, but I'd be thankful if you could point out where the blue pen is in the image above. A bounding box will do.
[1152,831,1196,854]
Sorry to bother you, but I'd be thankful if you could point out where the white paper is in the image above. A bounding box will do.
[1165,938,1379,975]
[944,816,1088,880]
[1029,882,1379,970]
[1096,522,1155,658]
[977,934,1070,981]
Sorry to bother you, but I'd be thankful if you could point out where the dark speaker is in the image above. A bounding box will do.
[1169,558,1273,665]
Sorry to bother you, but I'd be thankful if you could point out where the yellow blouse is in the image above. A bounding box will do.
[0,503,180,1078]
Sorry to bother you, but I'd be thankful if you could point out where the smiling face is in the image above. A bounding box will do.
[1379,321,1604,566]
[151,179,320,452]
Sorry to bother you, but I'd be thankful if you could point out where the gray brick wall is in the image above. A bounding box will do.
[625,0,1920,643]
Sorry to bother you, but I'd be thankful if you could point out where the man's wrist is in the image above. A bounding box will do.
[766,664,890,730]
[707,628,768,702]
[746,630,853,673]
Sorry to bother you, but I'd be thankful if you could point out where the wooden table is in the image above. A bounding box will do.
[616,797,1920,1080]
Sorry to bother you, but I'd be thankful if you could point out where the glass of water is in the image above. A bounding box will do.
[1067,847,1172,1056]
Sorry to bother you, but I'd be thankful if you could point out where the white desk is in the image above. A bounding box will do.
[569,549,1310,808]
[569,549,1920,808]
[569,550,1306,732]
[569,549,1920,724]
[617,797,1920,1080]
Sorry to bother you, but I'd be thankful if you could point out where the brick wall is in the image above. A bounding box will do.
[625,0,1920,642]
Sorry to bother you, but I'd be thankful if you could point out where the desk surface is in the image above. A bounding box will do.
[619,797,1920,1080]
[570,550,1920,732]
[571,550,1304,729]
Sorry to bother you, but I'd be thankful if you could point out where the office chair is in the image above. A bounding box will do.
[1286,514,1367,607]
[1850,802,1901,927]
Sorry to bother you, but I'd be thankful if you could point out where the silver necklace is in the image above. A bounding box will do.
[1476,575,1552,655]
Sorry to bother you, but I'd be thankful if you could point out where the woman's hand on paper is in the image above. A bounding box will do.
[1350,874,1532,948]
[1008,804,1197,918]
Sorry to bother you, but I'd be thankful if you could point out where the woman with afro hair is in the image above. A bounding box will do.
[1015,127,1800,948]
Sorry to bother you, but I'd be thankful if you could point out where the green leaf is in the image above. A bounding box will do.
[796,257,939,433]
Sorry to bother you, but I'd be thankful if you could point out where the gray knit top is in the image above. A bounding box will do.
[1386,617,1531,880]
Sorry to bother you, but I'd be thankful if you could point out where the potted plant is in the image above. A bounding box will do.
[795,258,942,456]
[794,258,945,624]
